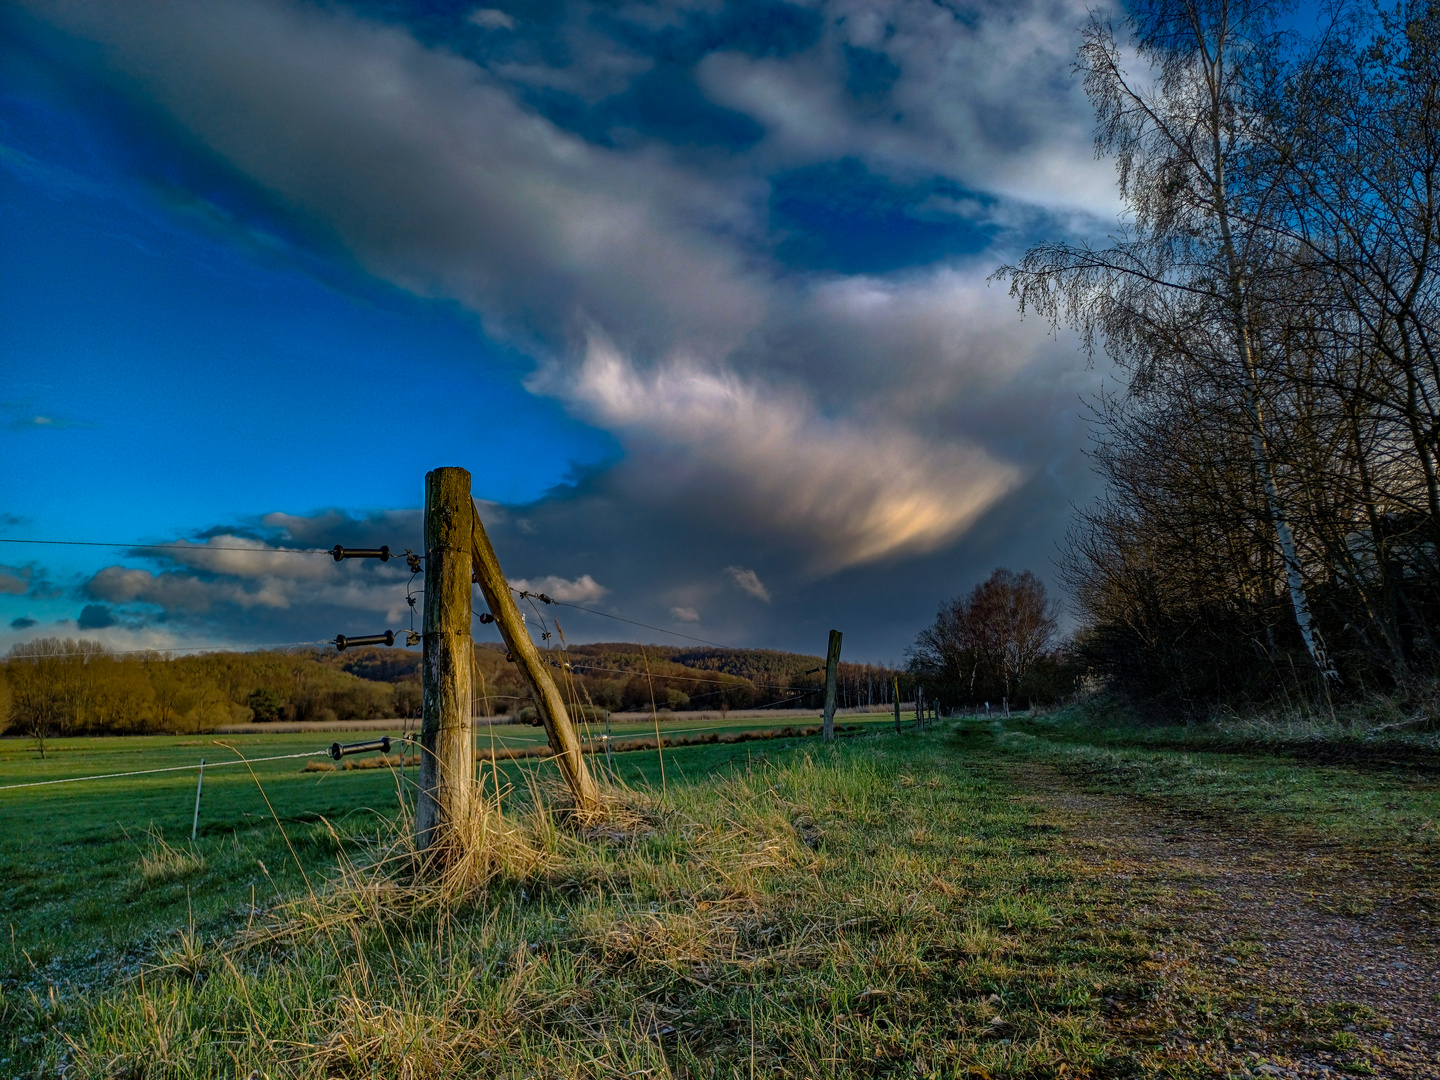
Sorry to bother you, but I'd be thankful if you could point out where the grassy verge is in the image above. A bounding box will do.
[1001,708,1440,854]
[6,715,1437,1077]
[10,727,1170,1079]
[0,718,895,982]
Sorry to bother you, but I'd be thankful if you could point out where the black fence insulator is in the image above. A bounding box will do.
[328,736,392,761]
[506,651,515,662]
[477,612,495,624]
[405,549,422,574]
[334,631,395,651]
[331,545,392,562]
[405,630,421,646]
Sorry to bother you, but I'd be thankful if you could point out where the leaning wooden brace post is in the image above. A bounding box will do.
[821,629,843,742]
[417,467,475,857]
[470,503,601,812]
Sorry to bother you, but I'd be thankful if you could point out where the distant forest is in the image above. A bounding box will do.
[0,639,910,739]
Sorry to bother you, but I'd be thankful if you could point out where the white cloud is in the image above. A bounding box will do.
[695,0,1120,217]
[670,605,700,622]
[468,8,515,31]
[509,574,608,603]
[551,335,1022,569]
[725,566,771,603]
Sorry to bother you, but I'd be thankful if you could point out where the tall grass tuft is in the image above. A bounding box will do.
[136,828,206,884]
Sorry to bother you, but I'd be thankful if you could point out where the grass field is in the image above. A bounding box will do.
[0,715,895,982]
[2,710,1437,1077]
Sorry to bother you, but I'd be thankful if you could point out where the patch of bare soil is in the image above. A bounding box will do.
[1012,763,1440,1079]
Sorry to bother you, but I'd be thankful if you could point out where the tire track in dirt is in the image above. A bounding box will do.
[1008,761,1440,1079]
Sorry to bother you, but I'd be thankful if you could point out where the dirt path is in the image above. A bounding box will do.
[1010,762,1440,1079]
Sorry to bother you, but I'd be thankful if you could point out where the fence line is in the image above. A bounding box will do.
[0,749,329,792]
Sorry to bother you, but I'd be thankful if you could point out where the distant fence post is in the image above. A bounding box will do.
[191,759,204,841]
[822,629,843,742]
[893,676,901,733]
[417,467,475,859]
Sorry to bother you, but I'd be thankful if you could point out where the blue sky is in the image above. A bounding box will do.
[0,0,1120,660]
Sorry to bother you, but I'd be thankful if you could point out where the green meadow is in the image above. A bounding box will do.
[2,714,1437,1077]
[0,716,896,978]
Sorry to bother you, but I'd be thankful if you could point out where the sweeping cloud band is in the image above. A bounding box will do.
[0,0,1116,656]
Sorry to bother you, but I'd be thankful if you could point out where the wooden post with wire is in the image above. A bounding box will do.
[893,675,901,734]
[416,467,475,857]
[470,503,601,813]
[821,629,842,742]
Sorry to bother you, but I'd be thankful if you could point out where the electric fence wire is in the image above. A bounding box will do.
[0,748,333,792]
[8,639,339,658]
[479,584,829,710]
[510,587,736,650]
[0,537,332,555]
[542,658,823,702]
[5,530,856,716]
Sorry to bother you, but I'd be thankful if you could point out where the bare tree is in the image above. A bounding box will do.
[910,569,1059,705]
[996,0,1336,679]
[7,639,69,757]
[1036,2,1440,710]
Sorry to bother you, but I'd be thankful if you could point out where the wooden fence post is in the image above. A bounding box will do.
[893,675,901,733]
[822,629,842,742]
[469,503,601,813]
[416,467,475,856]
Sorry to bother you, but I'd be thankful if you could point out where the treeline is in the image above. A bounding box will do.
[908,568,1077,711]
[0,638,909,744]
[1000,0,1440,712]
[0,639,421,745]
[549,644,909,714]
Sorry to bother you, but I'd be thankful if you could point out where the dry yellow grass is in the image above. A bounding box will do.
[135,829,206,884]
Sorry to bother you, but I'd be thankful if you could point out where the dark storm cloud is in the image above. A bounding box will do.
[10,0,1121,656]
[0,563,60,600]
[75,603,116,629]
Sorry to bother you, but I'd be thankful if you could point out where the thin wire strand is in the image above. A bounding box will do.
[553,658,816,691]
[0,537,332,555]
[6,640,333,658]
[0,749,329,792]
[513,591,735,650]
[113,640,332,656]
